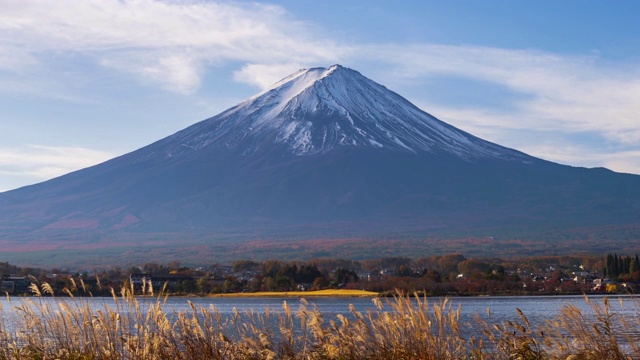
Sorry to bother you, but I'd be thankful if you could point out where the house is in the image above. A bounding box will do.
[130,273,195,293]
[297,283,311,291]
[357,272,375,282]
[572,272,595,284]
[592,278,617,292]
[130,273,151,287]
[150,274,194,288]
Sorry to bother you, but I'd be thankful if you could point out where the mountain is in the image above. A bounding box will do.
[1,65,639,266]
[164,65,531,160]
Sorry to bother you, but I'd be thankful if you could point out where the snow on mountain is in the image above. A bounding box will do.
[154,65,532,162]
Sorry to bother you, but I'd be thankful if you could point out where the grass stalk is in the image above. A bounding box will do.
[0,283,638,359]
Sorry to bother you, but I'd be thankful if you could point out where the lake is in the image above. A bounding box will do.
[2,294,635,327]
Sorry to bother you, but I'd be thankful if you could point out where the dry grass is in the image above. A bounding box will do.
[0,282,639,359]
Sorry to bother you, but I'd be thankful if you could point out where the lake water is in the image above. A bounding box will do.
[160,294,640,323]
[1,294,638,335]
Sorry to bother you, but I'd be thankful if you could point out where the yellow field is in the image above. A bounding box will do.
[208,289,378,297]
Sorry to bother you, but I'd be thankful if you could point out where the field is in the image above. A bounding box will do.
[1,282,639,359]
[209,289,378,298]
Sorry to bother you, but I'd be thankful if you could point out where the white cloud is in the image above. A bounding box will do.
[601,152,640,175]
[419,103,640,175]
[520,145,640,176]
[0,145,113,191]
[233,63,306,89]
[101,52,204,94]
[0,0,344,94]
[360,44,640,145]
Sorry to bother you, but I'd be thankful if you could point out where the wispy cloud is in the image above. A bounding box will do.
[522,145,640,176]
[419,103,640,175]
[233,63,307,89]
[0,0,344,94]
[360,44,640,143]
[0,145,113,191]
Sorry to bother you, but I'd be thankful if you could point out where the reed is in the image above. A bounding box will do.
[0,282,638,359]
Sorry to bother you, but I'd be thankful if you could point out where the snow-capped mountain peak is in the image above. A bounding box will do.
[161,65,531,162]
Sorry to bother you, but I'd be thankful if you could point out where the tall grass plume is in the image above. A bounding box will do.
[0,283,638,359]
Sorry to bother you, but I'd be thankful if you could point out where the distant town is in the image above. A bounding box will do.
[1,253,637,297]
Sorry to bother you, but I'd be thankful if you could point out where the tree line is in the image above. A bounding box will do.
[604,253,640,278]
[2,252,639,296]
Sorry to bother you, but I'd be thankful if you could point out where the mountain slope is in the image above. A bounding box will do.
[140,65,535,161]
[0,65,639,265]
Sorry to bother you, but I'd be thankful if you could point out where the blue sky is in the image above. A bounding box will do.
[2,1,640,191]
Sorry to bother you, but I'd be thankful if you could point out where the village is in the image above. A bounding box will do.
[1,254,636,296]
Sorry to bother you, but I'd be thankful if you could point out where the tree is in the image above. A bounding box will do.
[334,268,358,285]
[232,260,261,273]
[457,259,489,275]
[260,260,285,278]
[437,254,466,273]
[296,264,322,283]
[630,258,638,275]
[421,269,442,283]
[197,275,211,294]
[312,276,329,290]
[396,265,413,277]
[222,276,239,293]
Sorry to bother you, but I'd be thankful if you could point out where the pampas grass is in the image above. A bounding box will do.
[0,281,638,359]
